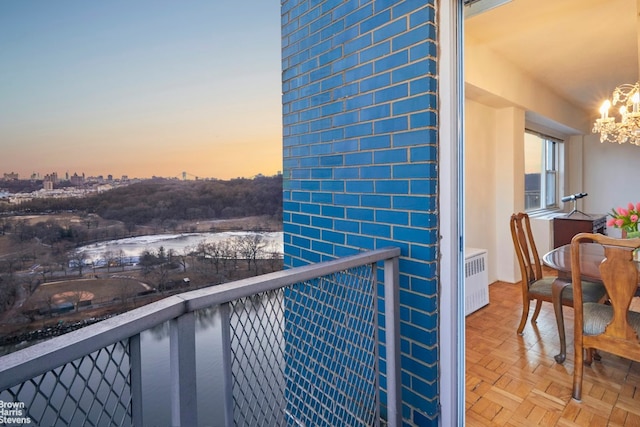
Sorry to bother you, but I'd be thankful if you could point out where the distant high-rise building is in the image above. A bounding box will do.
[107,174,113,181]
[43,177,54,191]
[70,173,84,186]
[2,172,18,181]
[43,172,58,189]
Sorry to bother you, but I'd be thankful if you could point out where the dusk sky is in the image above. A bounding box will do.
[0,1,282,180]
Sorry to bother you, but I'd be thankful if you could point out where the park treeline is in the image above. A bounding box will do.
[1,175,283,225]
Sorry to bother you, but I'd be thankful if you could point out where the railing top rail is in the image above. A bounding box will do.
[0,247,400,391]
[184,247,400,311]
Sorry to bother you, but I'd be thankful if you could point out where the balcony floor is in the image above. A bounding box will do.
[465,280,640,426]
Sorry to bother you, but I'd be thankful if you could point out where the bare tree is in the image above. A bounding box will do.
[39,292,56,316]
[0,217,11,235]
[239,234,266,273]
[11,219,32,243]
[166,248,175,266]
[153,262,171,292]
[225,238,240,272]
[115,278,132,307]
[176,245,193,273]
[0,274,18,314]
[267,251,283,272]
[139,249,157,276]
[125,222,136,235]
[157,246,167,263]
[38,267,47,284]
[104,250,115,273]
[52,247,70,277]
[204,241,225,274]
[116,249,126,271]
[68,251,89,277]
[38,261,54,283]
[193,241,209,276]
[69,285,86,312]
[0,255,20,278]
[164,219,178,232]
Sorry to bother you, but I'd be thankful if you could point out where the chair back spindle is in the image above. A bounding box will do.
[510,213,542,287]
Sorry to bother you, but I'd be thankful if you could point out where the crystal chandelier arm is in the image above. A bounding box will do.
[593,82,640,146]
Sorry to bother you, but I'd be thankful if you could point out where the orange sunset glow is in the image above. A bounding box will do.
[0,1,282,180]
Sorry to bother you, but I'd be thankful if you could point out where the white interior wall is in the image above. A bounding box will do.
[464,98,527,284]
[465,36,589,134]
[528,212,568,255]
[464,38,640,284]
[567,134,584,199]
[464,99,497,282]
[464,39,574,283]
[581,133,640,218]
[494,107,524,283]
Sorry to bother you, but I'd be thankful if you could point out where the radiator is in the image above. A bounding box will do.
[465,248,489,315]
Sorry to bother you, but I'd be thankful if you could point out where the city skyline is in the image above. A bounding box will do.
[0,1,282,180]
[2,168,278,182]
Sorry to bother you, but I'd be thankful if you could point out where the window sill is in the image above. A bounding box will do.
[525,209,565,219]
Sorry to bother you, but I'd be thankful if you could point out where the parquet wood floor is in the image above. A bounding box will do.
[465,280,640,426]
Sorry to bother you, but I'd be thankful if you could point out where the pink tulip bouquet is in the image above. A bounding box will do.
[607,202,640,233]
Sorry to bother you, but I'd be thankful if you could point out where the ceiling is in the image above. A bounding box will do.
[464,0,640,116]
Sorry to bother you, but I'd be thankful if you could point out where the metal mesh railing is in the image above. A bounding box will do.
[0,248,400,427]
[229,290,286,426]
[225,265,379,427]
[0,341,132,426]
[283,266,379,427]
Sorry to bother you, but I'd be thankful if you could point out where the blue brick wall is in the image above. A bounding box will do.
[282,1,438,425]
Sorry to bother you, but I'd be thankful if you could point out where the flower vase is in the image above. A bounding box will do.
[623,230,640,261]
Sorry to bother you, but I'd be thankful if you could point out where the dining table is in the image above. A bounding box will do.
[543,242,640,363]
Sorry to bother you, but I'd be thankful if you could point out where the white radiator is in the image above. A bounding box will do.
[465,248,489,315]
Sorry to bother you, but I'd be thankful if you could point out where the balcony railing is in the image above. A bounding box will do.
[0,247,401,427]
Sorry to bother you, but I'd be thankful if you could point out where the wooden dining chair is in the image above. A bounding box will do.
[571,232,640,401]
[510,213,607,362]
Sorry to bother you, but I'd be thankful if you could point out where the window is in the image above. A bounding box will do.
[524,131,561,211]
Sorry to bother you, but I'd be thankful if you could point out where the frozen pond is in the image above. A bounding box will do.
[76,231,283,265]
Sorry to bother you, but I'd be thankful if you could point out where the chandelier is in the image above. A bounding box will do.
[592,82,640,145]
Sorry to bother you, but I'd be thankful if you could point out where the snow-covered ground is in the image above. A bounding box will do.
[75,231,283,265]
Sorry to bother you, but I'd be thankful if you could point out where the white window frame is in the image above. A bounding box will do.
[438,0,464,426]
[524,130,563,213]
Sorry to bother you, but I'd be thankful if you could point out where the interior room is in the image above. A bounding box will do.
[463,0,640,285]
[463,1,640,422]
